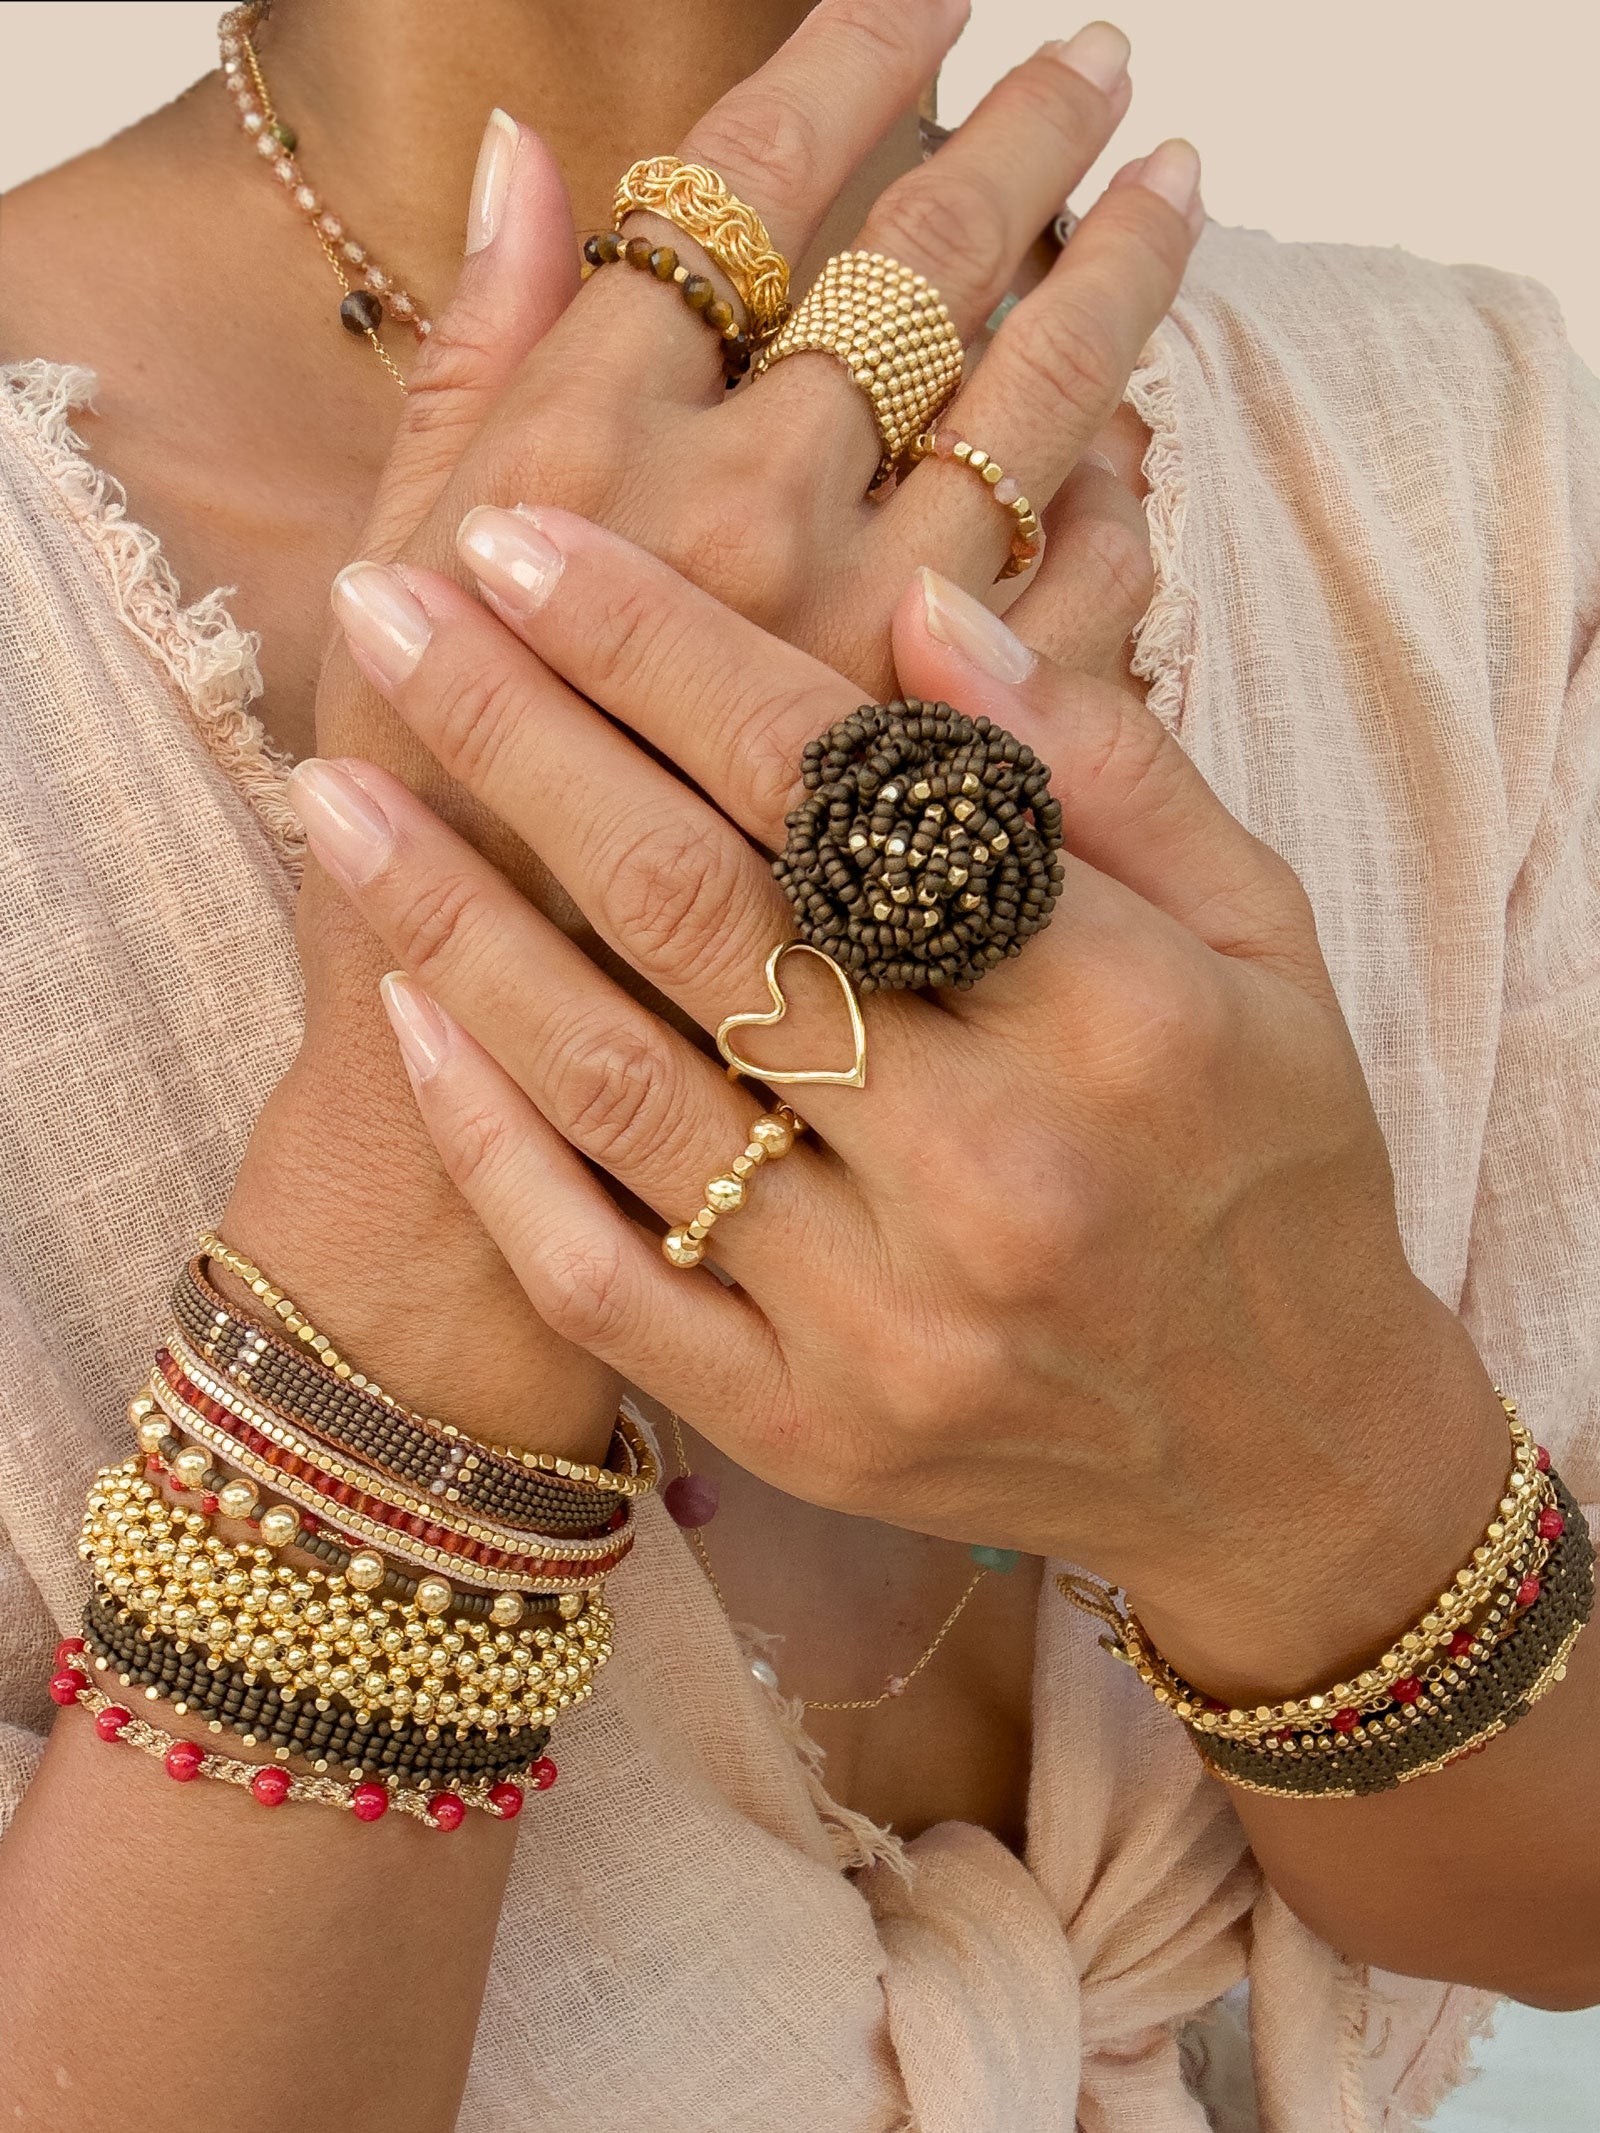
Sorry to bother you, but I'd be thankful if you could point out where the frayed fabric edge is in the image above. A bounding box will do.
[1377,1983,1501,2133]
[729,1621,914,1885]
[1125,327,1198,738]
[0,360,302,866]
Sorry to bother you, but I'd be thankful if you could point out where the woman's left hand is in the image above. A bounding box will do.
[294,504,1511,1703]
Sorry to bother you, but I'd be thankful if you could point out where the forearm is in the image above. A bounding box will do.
[0,1713,517,2130]
[1140,1300,1600,2007]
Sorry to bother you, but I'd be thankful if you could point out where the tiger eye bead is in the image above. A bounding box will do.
[624,236,655,270]
[704,298,735,334]
[339,288,384,336]
[682,274,715,312]
[647,245,679,279]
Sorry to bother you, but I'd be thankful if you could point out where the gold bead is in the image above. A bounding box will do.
[137,1417,169,1456]
[217,1479,258,1520]
[490,1591,525,1627]
[416,1575,453,1617]
[347,1550,386,1593]
[558,1594,585,1619]
[172,1448,210,1489]
[750,1114,794,1157]
[663,1227,704,1267]
[706,1174,746,1214]
[257,1505,300,1548]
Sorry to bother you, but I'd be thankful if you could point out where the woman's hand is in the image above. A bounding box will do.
[294,505,1512,1704]
[234,1,1201,1454]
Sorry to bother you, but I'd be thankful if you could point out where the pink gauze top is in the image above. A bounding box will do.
[0,223,1596,2133]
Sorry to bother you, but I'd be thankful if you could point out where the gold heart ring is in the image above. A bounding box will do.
[715,943,868,1090]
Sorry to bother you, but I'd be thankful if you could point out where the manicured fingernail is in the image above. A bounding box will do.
[1045,22,1131,94]
[1138,138,1201,214]
[466,107,519,256]
[919,568,1036,684]
[287,758,395,888]
[381,972,452,1084]
[457,504,565,612]
[1079,448,1120,477]
[331,562,431,691]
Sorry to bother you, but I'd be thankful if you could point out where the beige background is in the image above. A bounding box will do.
[0,2,1597,371]
[0,3,1597,2124]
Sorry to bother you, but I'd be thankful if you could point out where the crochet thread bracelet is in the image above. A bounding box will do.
[48,1653,554,1829]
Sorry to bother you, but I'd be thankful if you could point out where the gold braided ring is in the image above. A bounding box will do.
[613,157,791,334]
[754,251,965,485]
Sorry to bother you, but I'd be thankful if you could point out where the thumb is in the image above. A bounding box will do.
[891,568,1330,992]
[362,110,578,555]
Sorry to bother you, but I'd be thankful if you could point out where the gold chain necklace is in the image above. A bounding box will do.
[666,1415,1012,1714]
[218,4,431,392]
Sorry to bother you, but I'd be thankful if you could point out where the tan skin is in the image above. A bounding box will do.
[0,0,1595,2125]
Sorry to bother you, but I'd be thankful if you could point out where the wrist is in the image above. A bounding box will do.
[226,1047,617,1459]
[1133,1291,1512,1704]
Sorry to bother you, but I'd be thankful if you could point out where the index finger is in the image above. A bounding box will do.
[455,502,1069,854]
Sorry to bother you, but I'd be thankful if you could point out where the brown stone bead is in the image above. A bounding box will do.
[624,236,655,270]
[705,298,735,334]
[647,246,679,278]
[682,275,715,312]
[339,289,384,336]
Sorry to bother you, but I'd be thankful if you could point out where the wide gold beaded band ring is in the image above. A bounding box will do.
[613,156,791,337]
[753,251,966,487]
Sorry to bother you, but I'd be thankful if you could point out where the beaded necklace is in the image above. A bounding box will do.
[218,3,431,391]
[666,1415,1020,1714]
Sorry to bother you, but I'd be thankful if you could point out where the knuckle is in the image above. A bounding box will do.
[660,481,806,615]
[423,658,528,790]
[820,0,924,73]
[547,1014,684,1172]
[441,1097,516,1199]
[386,868,487,989]
[602,810,753,978]
[996,300,1120,432]
[1071,508,1156,631]
[690,91,822,216]
[399,317,501,438]
[868,168,1009,298]
[539,1231,633,1350]
[576,570,701,709]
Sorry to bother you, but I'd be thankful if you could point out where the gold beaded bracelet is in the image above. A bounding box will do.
[198,1235,659,1499]
[82,1462,611,1732]
[153,1332,633,1567]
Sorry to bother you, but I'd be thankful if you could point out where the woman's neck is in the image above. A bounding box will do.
[254,0,816,310]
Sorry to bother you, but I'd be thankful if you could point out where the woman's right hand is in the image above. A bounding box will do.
[226,3,1201,1455]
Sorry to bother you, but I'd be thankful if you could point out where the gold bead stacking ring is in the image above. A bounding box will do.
[613,156,791,336]
[663,1105,806,1269]
[909,429,1045,580]
[754,251,966,487]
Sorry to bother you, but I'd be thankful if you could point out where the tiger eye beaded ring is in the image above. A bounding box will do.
[581,232,756,386]
[774,699,1065,992]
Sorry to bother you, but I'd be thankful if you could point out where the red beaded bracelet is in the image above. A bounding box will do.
[49,1643,557,1830]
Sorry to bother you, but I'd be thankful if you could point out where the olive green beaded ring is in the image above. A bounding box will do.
[581,232,754,386]
[774,699,1065,992]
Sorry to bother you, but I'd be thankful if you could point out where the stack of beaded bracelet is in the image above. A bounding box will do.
[1059,1391,1594,1799]
[581,232,756,385]
[57,1238,652,1829]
